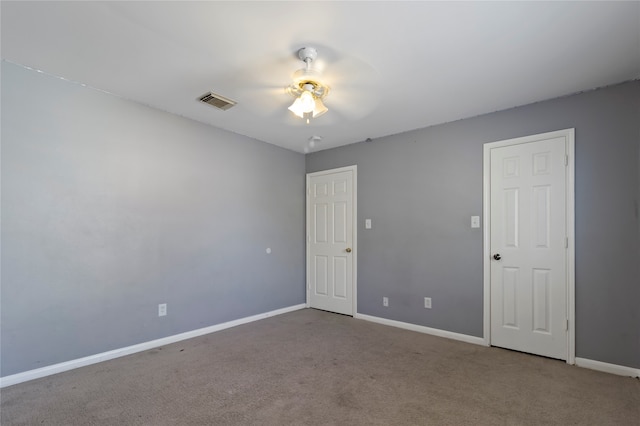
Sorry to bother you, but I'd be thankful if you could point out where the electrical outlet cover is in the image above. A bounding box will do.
[158,303,167,316]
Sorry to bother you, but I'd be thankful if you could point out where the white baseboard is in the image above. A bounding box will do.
[5,306,635,388]
[0,303,306,388]
[575,357,640,378]
[354,313,487,346]
[355,315,640,379]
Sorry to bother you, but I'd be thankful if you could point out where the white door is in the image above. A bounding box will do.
[488,131,574,360]
[307,166,356,316]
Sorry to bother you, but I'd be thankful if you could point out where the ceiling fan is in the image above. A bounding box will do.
[229,45,379,127]
[286,47,330,123]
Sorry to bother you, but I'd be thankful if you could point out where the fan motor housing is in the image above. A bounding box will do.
[297,47,318,62]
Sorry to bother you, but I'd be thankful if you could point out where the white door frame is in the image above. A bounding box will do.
[482,129,575,364]
[306,165,358,316]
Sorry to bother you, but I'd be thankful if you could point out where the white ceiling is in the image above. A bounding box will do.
[2,1,639,153]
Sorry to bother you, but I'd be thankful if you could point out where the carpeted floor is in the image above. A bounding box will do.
[1,308,639,425]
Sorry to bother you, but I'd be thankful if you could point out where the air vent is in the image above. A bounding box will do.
[198,92,236,111]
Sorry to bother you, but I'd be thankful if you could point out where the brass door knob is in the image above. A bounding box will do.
[346,248,352,253]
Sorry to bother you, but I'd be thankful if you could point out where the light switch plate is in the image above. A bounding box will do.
[365,219,372,229]
[471,216,480,228]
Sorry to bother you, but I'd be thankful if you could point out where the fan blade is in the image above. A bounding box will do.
[211,50,300,118]
[320,55,381,120]
[326,90,380,121]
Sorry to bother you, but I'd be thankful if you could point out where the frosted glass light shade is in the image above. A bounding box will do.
[289,90,316,118]
[312,98,328,118]
[288,88,328,120]
[299,91,315,112]
[288,97,305,118]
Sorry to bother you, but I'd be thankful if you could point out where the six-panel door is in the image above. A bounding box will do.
[490,136,568,360]
[307,168,354,316]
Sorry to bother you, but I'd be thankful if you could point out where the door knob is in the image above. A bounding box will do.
[346,248,352,253]
[493,253,501,260]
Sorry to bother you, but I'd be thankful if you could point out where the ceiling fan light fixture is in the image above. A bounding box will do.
[287,47,330,122]
[288,82,328,119]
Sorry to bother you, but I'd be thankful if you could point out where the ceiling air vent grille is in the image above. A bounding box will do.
[198,92,236,111]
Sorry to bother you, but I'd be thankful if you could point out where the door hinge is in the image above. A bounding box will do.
[565,155,569,166]
[564,319,569,331]
[565,237,569,248]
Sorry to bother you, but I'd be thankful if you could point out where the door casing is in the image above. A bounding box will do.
[482,129,575,364]
[306,165,358,316]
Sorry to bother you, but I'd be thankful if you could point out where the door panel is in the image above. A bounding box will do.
[333,257,347,299]
[314,255,328,295]
[532,268,551,333]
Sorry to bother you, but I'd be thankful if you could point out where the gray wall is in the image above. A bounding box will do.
[1,62,306,377]
[2,58,638,377]
[307,81,640,369]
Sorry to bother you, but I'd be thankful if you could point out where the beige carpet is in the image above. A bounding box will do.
[1,308,638,425]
